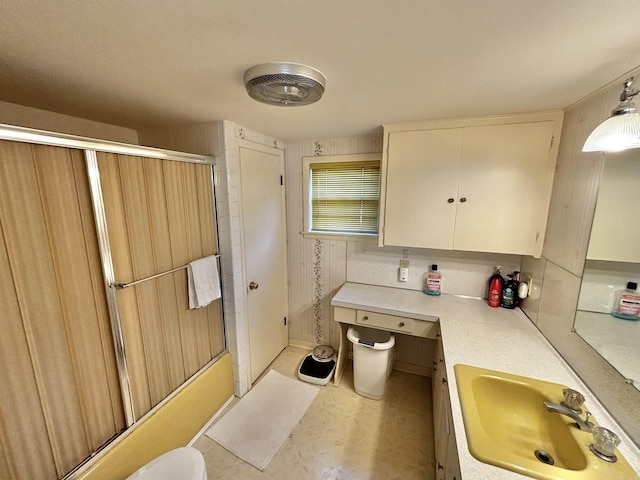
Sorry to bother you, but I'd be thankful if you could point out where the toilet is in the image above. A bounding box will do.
[126,447,207,480]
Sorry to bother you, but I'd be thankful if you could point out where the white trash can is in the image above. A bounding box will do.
[347,326,395,400]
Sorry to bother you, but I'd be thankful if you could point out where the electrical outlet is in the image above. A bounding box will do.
[399,259,409,282]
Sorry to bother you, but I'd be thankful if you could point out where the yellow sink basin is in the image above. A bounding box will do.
[454,364,638,480]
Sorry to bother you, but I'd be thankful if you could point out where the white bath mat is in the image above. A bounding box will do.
[205,369,319,471]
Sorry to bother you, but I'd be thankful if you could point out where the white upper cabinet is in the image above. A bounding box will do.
[379,112,564,256]
[383,128,463,249]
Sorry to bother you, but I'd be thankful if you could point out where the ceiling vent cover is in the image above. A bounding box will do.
[244,63,326,107]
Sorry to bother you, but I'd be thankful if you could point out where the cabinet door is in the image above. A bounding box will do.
[454,122,555,255]
[443,383,461,480]
[432,335,445,419]
[435,382,450,480]
[433,335,449,479]
[383,129,463,248]
[445,439,462,480]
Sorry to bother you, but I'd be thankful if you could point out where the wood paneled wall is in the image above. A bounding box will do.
[97,153,224,418]
[0,141,124,479]
[285,136,382,348]
[542,88,616,275]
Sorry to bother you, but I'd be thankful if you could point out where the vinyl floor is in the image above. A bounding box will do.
[193,346,435,480]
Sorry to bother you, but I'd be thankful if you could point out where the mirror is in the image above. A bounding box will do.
[574,149,640,391]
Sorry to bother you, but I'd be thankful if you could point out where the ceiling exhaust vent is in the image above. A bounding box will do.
[244,62,326,107]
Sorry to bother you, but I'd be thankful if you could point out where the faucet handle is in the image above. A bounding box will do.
[591,426,621,460]
[562,388,585,412]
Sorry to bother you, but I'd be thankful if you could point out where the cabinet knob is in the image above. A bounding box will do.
[398,322,405,327]
[459,197,467,203]
[442,377,447,384]
[447,197,455,203]
[362,316,368,321]
[249,281,259,290]
[437,463,445,470]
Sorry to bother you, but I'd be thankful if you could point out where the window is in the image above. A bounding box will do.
[303,153,381,238]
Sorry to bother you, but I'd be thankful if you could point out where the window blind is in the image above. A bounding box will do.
[309,160,380,234]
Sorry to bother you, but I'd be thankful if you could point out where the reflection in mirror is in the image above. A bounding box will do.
[574,148,640,392]
[585,150,640,263]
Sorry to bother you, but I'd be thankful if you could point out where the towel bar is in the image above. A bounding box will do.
[111,254,221,290]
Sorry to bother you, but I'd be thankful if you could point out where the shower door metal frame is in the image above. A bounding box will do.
[0,123,222,428]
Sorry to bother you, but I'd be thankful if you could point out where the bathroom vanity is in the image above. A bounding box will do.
[332,284,440,386]
[331,282,640,479]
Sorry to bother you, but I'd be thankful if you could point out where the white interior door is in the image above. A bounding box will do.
[239,142,288,382]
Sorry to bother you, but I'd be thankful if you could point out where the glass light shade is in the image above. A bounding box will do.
[582,112,640,152]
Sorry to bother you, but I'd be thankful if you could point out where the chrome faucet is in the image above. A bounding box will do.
[544,401,595,432]
[544,388,595,432]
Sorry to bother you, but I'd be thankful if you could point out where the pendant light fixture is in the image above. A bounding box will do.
[583,77,640,152]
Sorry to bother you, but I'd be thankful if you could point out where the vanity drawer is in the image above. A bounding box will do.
[334,306,356,324]
[413,320,440,339]
[356,310,414,334]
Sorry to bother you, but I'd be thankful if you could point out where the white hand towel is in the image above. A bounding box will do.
[187,255,221,309]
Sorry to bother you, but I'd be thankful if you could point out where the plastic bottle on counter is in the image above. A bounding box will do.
[487,266,504,308]
[500,274,516,309]
[517,277,529,301]
[424,264,442,296]
[611,282,640,321]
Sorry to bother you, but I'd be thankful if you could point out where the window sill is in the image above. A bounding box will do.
[301,231,379,243]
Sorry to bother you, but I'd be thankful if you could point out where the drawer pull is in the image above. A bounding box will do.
[398,322,405,327]
[362,316,368,321]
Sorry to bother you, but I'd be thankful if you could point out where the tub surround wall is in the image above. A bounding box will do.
[139,121,284,397]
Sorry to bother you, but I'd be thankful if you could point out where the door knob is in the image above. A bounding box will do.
[249,281,259,290]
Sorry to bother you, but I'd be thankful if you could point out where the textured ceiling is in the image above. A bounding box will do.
[2,0,640,141]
